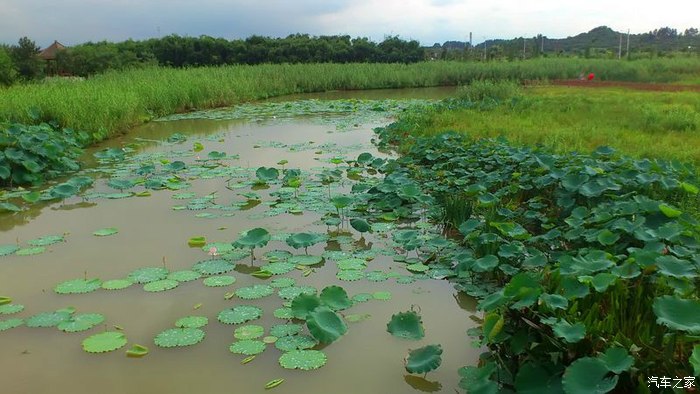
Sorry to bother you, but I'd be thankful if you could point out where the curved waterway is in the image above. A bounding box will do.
[0,87,484,394]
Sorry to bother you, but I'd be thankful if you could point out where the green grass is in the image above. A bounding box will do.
[410,86,700,164]
[1,58,699,145]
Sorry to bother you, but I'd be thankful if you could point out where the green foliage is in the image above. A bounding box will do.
[457,80,522,103]
[10,37,42,81]
[386,311,425,340]
[278,349,327,370]
[0,46,17,86]
[405,344,443,374]
[82,331,128,353]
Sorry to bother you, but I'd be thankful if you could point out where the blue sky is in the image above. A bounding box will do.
[1,0,698,47]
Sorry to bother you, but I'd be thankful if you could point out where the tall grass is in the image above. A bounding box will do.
[1,58,699,143]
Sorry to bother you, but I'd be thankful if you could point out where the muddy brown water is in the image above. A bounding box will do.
[0,87,485,394]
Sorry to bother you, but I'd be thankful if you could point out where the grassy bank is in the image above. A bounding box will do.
[394,84,700,164]
[2,58,700,142]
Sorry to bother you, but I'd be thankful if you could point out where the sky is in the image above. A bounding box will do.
[1,0,699,47]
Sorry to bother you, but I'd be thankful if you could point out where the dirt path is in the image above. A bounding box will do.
[548,79,700,92]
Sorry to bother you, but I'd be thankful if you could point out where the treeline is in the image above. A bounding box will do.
[0,34,425,84]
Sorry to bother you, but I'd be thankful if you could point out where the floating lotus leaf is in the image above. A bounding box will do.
[350,218,371,233]
[263,250,293,262]
[58,313,105,333]
[187,236,206,247]
[405,344,443,374]
[218,305,263,324]
[373,291,392,301]
[275,335,318,351]
[175,316,208,329]
[387,311,425,340]
[167,270,202,282]
[256,167,279,182]
[234,324,265,340]
[331,195,353,209]
[336,270,365,281]
[0,304,24,315]
[83,331,128,353]
[251,270,273,279]
[172,192,196,200]
[16,246,46,256]
[562,357,618,394]
[203,275,236,287]
[270,324,302,337]
[126,344,149,358]
[652,296,700,333]
[345,313,371,323]
[93,228,119,237]
[0,202,21,212]
[306,306,347,344]
[233,228,271,249]
[55,278,102,294]
[337,258,366,270]
[154,327,205,348]
[406,263,430,273]
[278,286,317,300]
[288,255,323,266]
[0,244,20,256]
[143,279,179,292]
[27,235,64,246]
[270,277,296,288]
[291,294,322,319]
[599,347,634,374]
[285,232,325,249]
[261,262,296,275]
[263,335,278,344]
[273,308,294,319]
[265,379,284,390]
[202,242,235,254]
[236,285,274,300]
[230,340,267,355]
[191,259,234,275]
[26,310,72,328]
[319,286,352,311]
[279,350,327,370]
[366,271,389,282]
[101,279,133,290]
[352,293,373,303]
[0,318,24,331]
[128,267,169,284]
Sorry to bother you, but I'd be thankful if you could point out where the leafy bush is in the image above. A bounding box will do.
[456,80,522,103]
[0,123,87,187]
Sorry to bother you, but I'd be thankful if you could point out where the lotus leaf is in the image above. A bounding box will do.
[218,306,263,324]
[319,286,352,311]
[154,328,205,347]
[93,228,119,237]
[655,256,697,278]
[659,203,682,218]
[291,294,322,319]
[373,291,392,301]
[278,286,317,300]
[261,262,296,275]
[126,344,149,358]
[16,246,46,256]
[58,313,105,332]
[230,340,266,355]
[128,267,169,284]
[513,362,562,394]
[387,311,425,340]
[143,279,179,292]
[234,324,265,340]
[652,296,700,333]
[55,278,102,294]
[350,218,371,233]
[270,277,295,288]
[336,270,365,281]
[175,316,208,329]
[187,236,206,247]
[306,306,347,343]
[279,350,327,370]
[203,275,236,287]
[191,259,234,275]
[596,230,620,246]
[263,250,293,262]
[551,319,586,343]
[562,357,618,394]
[273,308,294,319]
[0,202,21,212]
[167,270,202,282]
[599,347,633,374]
[101,279,133,290]
[27,235,64,247]
[405,344,443,374]
[0,318,24,331]
[0,304,24,315]
[286,233,324,250]
[233,228,271,249]
[256,167,279,182]
[337,258,366,270]
[472,255,499,272]
[366,271,389,282]
[345,313,371,323]
[26,310,72,327]
[82,331,128,353]
[0,244,20,256]
[539,294,568,310]
[589,273,617,292]
[288,255,323,266]
[274,335,317,351]
[270,324,302,337]
[236,285,274,300]
[406,263,430,273]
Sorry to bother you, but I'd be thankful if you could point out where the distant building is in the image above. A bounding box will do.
[38,41,66,76]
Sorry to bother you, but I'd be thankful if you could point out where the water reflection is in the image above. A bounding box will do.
[404,375,443,393]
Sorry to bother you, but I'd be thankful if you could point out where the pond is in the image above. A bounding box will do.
[0,87,483,394]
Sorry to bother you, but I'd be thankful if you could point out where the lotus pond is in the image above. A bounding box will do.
[0,88,486,393]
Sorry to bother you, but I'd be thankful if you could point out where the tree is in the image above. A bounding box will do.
[0,45,17,86]
[11,37,43,80]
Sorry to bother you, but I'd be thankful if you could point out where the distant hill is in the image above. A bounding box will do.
[429,26,700,59]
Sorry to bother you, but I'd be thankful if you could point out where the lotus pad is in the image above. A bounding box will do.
[101,279,134,290]
[270,277,296,288]
[562,357,619,394]
[191,259,234,275]
[27,235,64,246]
[366,271,389,282]
[260,262,296,275]
[270,324,302,337]
[306,306,347,343]
[26,311,72,327]
[16,247,46,256]
[143,279,179,292]
[230,340,267,356]
[289,255,323,266]
[167,270,202,282]
[203,275,236,287]
[0,304,25,315]
[279,350,327,370]
[58,313,105,333]
[234,324,265,340]
[0,244,20,256]
[128,267,169,284]
[372,291,392,300]
[93,228,119,237]
[352,293,373,303]
[154,328,205,348]
[0,318,24,331]
[336,270,365,281]
[235,285,274,300]
[55,278,102,294]
[175,316,209,329]
[273,308,294,319]
[82,331,128,353]
[274,335,318,351]
[652,296,700,333]
[405,344,443,374]
[387,311,425,340]
[278,286,317,300]
[336,258,366,270]
[218,305,262,324]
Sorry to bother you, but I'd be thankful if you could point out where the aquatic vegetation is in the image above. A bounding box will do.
[278,349,327,371]
[126,344,149,358]
[82,331,128,353]
[386,311,425,340]
[405,344,443,375]
[93,227,119,237]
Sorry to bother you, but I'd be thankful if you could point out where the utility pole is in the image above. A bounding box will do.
[523,37,526,59]
[618,33,622,59]
[541,35,544,54]
[626,29,630,58]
